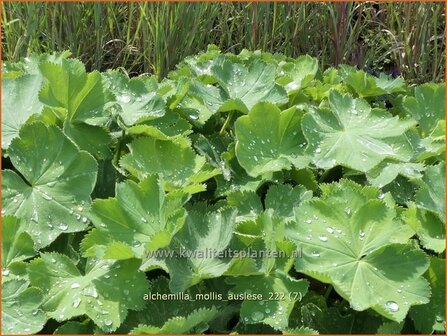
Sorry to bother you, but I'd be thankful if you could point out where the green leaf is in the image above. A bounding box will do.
[289,168,319,191]
[366,161,424,187]
[227,190,263,223]
[87,175,187,258]
[215,147,264,196]
[53,321,95,334]
[376,321,404,334]
[176,79,226,124]
[2,279,46,334]
[1,74,44,149]
[283,326,319,334]
[277,55,319,94]
[211,59,288,113]
[410,257,445,333]
[102,71,166,126]
[418,120,445,161]
[302,91,416,172]
[28,253,149,332]
[2,216,36,269]
[286,180,430,322]
[228,270,308,329]
[265,184,312,221]
[38,59,114,157]
[403,203,445,253]
[131,307,218,334]
[414,162,445,221]
[228,211,297,276]
[120,136,217,192]
[125,109,191,140]
[2,122,97,248]
[39,59,113,125]
[2,51,70,78]
[344,69,405,98]
[119,276,223,333]
[63,122,111,159]
[166,208,237,292]
[235,103,309,177]
[402,83,445,136]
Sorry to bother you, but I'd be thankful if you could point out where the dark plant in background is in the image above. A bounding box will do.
[2,2,445,83]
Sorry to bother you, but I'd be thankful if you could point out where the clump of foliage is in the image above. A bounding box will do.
[1,47,445,335]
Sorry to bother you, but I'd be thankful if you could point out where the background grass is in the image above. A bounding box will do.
[2,2,445,83]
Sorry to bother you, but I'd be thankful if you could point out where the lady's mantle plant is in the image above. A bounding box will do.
[1,46,445,334]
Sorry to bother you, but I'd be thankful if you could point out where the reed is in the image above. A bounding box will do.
[2,2,444,83]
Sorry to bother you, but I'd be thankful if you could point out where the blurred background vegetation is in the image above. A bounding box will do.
[2,1,445,83]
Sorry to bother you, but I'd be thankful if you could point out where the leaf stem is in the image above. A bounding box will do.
[113,130,126,168]
[219,111,234,135]
[319,168,332,183]
[324,284,333,300]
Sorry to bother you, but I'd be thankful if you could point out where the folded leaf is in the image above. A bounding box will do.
[211,58,288,113]
[1,74,44,149]
[28,253,149,332]
[102,71,166,126]
[415,162,445,221]
[87,176,187,258]
[410,257,445,333]
[2,122,97,248]
[2,279,46,334]
[235,103,309,177]
[228,270,308,329]
[120,136,218,192]
[402,83,445,136]
[166,208,237,292]
[2,216,36,269]
[131,308,218,334]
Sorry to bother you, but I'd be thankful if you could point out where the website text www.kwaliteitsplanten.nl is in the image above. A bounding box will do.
[144,247,303,259]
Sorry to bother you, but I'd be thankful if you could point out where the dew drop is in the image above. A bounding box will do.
[104,319,113,326]
[311,251,320,257]
[117,94,131,103]
[319,235,328,242]
[71,283,80,289]
[326,227,334,234]
[59,223,68,231]
[385,301,399,312]
[306,219,312,224]
[72,297,81,308]
[251,311,264,321]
